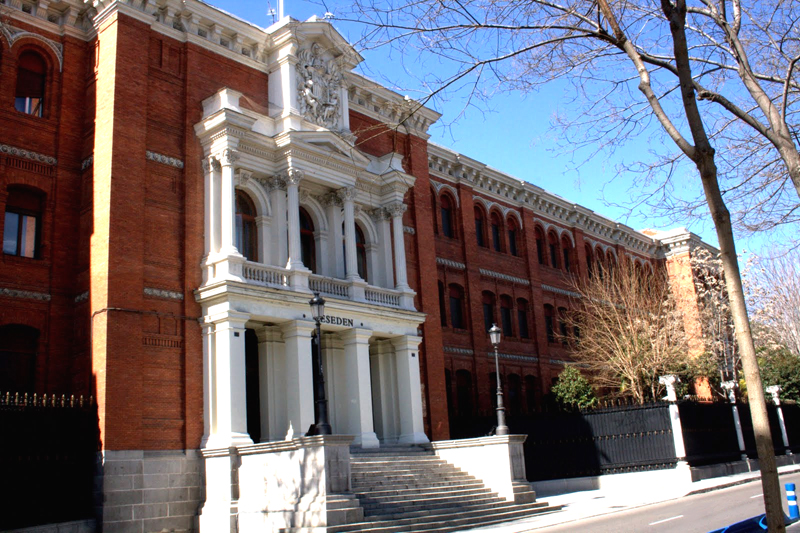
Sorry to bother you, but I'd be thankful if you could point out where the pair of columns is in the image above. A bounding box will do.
[201,312,426,449]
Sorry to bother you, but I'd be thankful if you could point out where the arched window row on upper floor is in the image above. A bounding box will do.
[532,224,574,273]
[3,185,44,259]
[473,203,521,257]
[15,50,48,117]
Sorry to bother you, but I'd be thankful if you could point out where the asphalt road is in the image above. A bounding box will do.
[541,472,800,532]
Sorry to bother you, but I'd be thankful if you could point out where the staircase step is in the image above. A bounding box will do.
[354,485,495,502]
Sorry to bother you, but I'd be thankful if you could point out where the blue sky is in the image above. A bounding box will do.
[208,0,789,255]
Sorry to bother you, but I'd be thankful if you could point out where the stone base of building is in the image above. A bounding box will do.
[98,450,204,533]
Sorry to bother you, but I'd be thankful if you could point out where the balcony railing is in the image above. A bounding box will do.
[237,260,407,310]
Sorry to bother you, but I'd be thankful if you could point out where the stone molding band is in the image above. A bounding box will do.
[0,287,51,301]
[146,150,185,169]
[1,143,57,165]
[144,287,185,301]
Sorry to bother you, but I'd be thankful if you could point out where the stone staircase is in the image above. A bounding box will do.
[327,446,560,533]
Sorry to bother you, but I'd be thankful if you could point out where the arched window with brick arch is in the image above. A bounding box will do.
[299,207,316,273]
[474,205,487,248]
[500,294,514,337]
[490,211,504,252]
[15,50,47,117]
[482,291,496,333]
[449,283,466,330]
[561,235,573,272]
[507,218,519,257]
[547,231,560,268]
[585,244,595,279]
[535,227,546,265]
[544,304,556,343]
[0,324,40,392]
[235,190,258,262]
[3,185,44,259]
[516,298,530,339]
[440,194,455,238]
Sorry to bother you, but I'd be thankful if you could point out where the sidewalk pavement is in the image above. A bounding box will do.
[465,464,800,532]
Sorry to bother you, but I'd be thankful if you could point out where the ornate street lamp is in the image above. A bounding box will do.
[488,323,509,436]
[309,292,332,435]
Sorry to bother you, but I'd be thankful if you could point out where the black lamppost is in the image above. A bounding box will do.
[309,292,332,435]
[488,323,509,436]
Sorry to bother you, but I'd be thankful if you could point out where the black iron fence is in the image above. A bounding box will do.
[781,403,800,454]
[678,401,742,466]
[0,392,99,531]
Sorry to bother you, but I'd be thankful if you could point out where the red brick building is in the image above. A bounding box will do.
[0,1,712,530]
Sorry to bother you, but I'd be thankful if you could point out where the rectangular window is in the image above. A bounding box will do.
[549,244,558,267]
[3,212,37,258]
[501,306,513,337]
[450,296,464,329]
[441,207,453,237]
[563,248,570,272]
[518,309,529,339]
[492,224,501,252]
[483,303,494,333]
[475,219,485,247]
[545,315,555,343]
[508,230,517,256]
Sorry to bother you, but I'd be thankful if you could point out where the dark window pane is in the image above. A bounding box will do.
[475,219,485,247]
[545,316,555,343]
[518,309,529,339]
[549,243,558,267]
[563,248,570,272]
[450,296,464,329]
[441,207,453,237]
[491,223,501,252]
[501,306,513,337]
[3,212,20,255]
[483,303,494,333]
[508,230,517,256]
[537,238,545,264]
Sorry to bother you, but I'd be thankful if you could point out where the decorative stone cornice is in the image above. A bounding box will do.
[487,352,539,363]
[541,284,581,299]
[0,288,51,302]
[0,143,57,165]
[479,268,530,286]
[144,287,184,301]
[444,346,474,355]
[146,150,184,169]
[436,257,465,270]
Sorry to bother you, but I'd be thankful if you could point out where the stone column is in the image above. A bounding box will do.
[387,202,410,290]
[286,169,307,271]
[281,321,316,438]
[659,375,687,464]
[266,176,288,268]
[205,311,252,449]
[767,385,792,454]
[722,380,748,461]
[371,208,393,288]
[201,322,215,447]
[340,329,380,448]
[392,335,429,444]
[202,157,221,257]
[218,149,240,256]
[323,192,345,279]
[338,187,361,281]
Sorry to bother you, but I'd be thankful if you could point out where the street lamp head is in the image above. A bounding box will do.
[488,323,502,346]
[309,292,325,321]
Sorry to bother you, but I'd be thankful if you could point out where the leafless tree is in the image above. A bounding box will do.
[745,248,800,356]
[565,259,689,404]
[332,0,799,526]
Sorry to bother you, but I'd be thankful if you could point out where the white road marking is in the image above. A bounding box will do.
[751,493,764,499]
[649,515,684,526]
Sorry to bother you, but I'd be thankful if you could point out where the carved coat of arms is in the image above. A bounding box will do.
[295,43,342,129]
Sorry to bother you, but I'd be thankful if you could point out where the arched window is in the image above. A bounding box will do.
[355,224,368,281]
[0,324,40,392]
[299,207,316,273]
[440,194,455,238]
[544,304,556,343]
[15,51,46,117]
[449,284,466,329]
[561,236,572,273]
[482,291,496,333]
[235,190,258,262]
[585,244,595,279]
[474,206,487,248]
[517,298,530,339]
[508,374,522,417]
[507,219,518,257]
[438,281,447,327]
[500,295,513,337]
[558,307,569,345]
[3,186,43,259]
[490,212,503,252]
[548,232,560,268]
[535,227,546,265]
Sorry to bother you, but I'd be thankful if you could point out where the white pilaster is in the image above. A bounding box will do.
[387,202,410,290]
[201,322,214,448]
[202,157,221,257]
[323,192,345,279]
[281,321,316,438]
[286,170,307,271]
[392,335,429,444]
[256,215,271,264]
[338,187,361,281]
[267,177,288,267]
[218,149,241,256]
[370,340,399,442]
[340,328,380,448]
[256,326,287,443]
[371,208,393,288]
[205,311,253,449]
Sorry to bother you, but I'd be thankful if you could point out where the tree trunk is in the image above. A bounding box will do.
[696,156,785,533]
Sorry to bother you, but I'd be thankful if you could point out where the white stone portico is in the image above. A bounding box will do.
[194,18,430,451]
